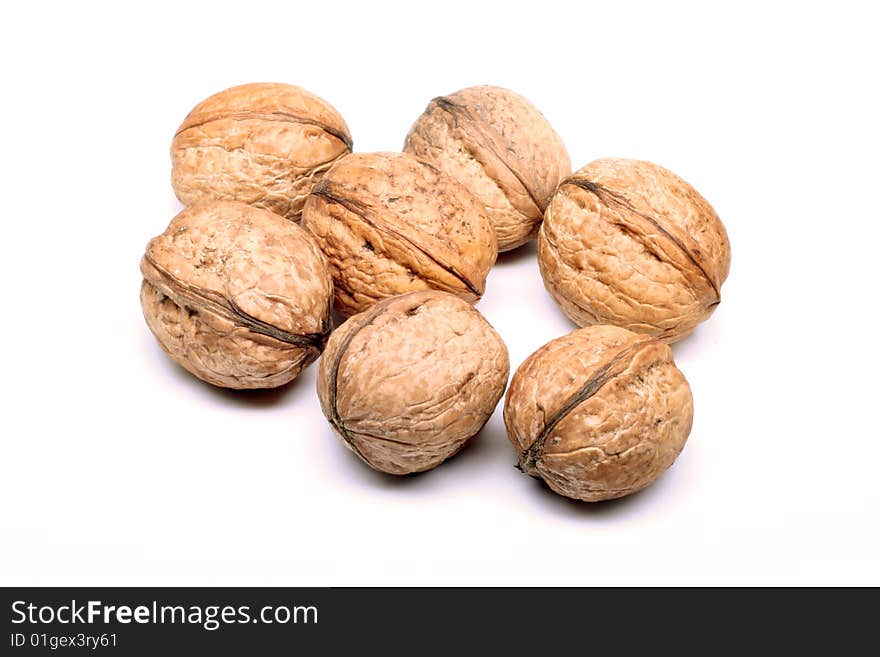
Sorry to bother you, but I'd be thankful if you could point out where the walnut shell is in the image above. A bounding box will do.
[317,291,509,475]
[504,325,693,502]
[404,85,571,252]
[171,83,352,221]
[301,152,497,316]
[538,158,731,342]
[140,201,333,389]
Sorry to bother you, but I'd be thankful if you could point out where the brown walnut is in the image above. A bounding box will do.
[538,158,731,342]
[301,152,497,316]
[171,83,352,221]
[404,85,571,252]
[140,201,333,389]
[317,291,509,475]
[504,325,693,502]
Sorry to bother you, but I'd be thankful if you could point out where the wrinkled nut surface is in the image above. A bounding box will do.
[404,85,570,252]
[504,325,693,502]
[317,291,509,475]
[140,201,333,389]
[302,152,497,315]
[171,83,352,221]
[538,158,731,342]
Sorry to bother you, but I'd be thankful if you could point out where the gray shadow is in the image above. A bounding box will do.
[147,336,313,409]
[495,241,538,267]
[541,299,578,330]
[328,414,512,490]
[520,467,680,518]
[326,436,425,490]
[330,308,349,329]
[200,372,312,409]
[669,325,702,354]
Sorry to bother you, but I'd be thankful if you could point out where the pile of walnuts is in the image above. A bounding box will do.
[141,82,730,503]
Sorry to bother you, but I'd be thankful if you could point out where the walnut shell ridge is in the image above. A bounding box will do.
[140,201,333,389]
[301,152,497,316]
[538,158,731,342]
[504,325,693,502]
[404,85,571,252]
[171,82,352,221]
[317,291,510,475]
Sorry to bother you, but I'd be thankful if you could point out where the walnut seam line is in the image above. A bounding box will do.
[326,304,389,462]
[431,96,543,213]
[309,183,481,296]
[520,337,655,471]
[561,177,720,300]
[142,255,329,350]
[176,110,353,149]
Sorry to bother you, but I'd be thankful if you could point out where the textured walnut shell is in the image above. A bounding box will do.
[317,291,509,475]
[171,83,352,221]
[504,325,693,502]
[140,201,333,389]
[301,152,497,316]
[538,158,731,342]
[404,85,570,252]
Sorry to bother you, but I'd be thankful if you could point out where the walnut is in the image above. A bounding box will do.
[301,152,497,316]
[538,158,731,342]
[505,325,693,502]
[317,291,509,475]
[140,201,333,389]
[403,85,570,252]
[171,83,352,221]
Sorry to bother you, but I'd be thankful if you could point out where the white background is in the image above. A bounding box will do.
[1,1,878,586]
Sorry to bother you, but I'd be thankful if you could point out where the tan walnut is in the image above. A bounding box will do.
[404,85,571,252]
[140,201,333,389]
[171,83,352,221]
[504,325,693,502]
[301,152,497,316]
[538,158,731,342]
[317,291,509,475]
